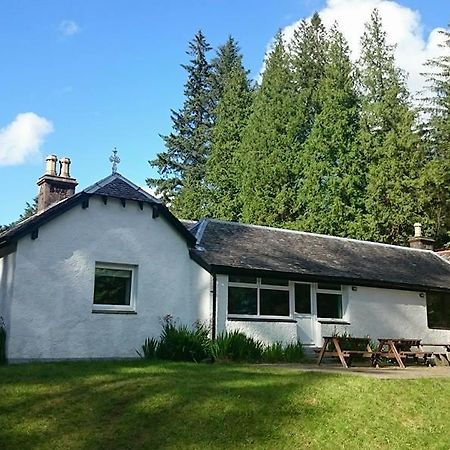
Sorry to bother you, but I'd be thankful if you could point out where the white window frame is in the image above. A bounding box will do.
[227,277,291,319]
[227,276,348,323]
[92,262,137,313]
[316,283,345,320]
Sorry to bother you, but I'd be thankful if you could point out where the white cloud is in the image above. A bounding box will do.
[59,20,80,37]
[281,0,448,95]
[0,113,54,166]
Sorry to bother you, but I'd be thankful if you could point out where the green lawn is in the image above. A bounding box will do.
[1,361,449,449]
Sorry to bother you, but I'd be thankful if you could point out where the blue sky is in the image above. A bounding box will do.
[1,0,449,224]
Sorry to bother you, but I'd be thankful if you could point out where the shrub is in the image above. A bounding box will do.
[262,342,285,363]
[136,337,159,360]
[0,317,6,365]
[211,330,264,363]
[157,316,211,362]
[283,341,305,363]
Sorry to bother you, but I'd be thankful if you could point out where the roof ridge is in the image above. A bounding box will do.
[203,218,432,254]
[83,173,160,203]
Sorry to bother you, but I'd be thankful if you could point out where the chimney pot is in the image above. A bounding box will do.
[59,157,71,178]
[414,223,422,238]
[45,155,58,176]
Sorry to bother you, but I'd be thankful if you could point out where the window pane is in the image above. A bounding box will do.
[229,275,257,284]
[94,268,132,305]
[427,292,450,329]
[295,284,311,314]
[317,293,342,318]
[318,282,341,291]
[260,289,290,316]
[228,287,257,314]
[260,278,289,286]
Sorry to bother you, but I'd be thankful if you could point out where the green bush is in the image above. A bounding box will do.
[157,316,211,362]
[283,341,305,363]
[262,342,285,363]
[0,317,6,365]
[211,330,264,362]
[136,337,159,360]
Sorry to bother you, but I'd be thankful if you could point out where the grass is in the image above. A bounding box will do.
[1,361,450,449]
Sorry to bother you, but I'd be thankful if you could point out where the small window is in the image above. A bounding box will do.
[260,289,290,316]
[317,293,342,319]
[427,292,450,330]
[295,283,311,314]
[228,286,257,315]
[93,263,136,312]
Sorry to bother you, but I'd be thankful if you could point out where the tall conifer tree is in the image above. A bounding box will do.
[237,33,297,225]
[293,27,362,236]
[289,12,328,143]
[205,39,252,220]
[358,10,423,244]
[147,30,213,219]
[419,25,450,246]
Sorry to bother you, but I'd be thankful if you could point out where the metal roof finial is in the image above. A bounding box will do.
[109,147,120,174]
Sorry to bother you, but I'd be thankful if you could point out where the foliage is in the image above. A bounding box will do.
[210,330,264,362]
[237,32,298,225]
[0,197,38,232]
[148,30,214,218]
[136,337,159,360]
[157,316,211,363]
[0,317,6,365]
[357,9,425,244]
[283,341,305,363]
[419,24,450,246]
[205,59,252,220]
[292,26,362,236]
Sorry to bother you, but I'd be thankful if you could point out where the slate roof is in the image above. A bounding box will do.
[190,219,450,292]
[0,173,195,248]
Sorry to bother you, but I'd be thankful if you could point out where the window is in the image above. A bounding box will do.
[93,263,136,312]
[228,277,290,317]
[295,283,311,314]
[316,283,342,319]
[427,292,450,329]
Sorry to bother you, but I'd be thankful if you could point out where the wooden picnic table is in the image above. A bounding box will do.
[317,336,373,369]
[373,338,433,369]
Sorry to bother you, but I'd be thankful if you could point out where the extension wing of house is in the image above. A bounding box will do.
[2,157,450,362]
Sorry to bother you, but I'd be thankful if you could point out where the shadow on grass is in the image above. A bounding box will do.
[0,360,334,450]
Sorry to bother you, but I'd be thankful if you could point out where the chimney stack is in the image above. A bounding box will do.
[37,155,78,212]
[409,222,435,250]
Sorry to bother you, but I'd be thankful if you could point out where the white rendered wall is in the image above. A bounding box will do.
[7,197,210,361]
[320,286,450,345]
[0,251,16,353]
[226,320,297,345]
[216,274,450,346]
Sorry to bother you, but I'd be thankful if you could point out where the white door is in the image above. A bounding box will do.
[294,283,316,345]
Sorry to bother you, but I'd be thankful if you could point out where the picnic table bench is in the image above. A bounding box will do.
[317,336,435,369]
[371,338,433,369]
[317,336,373,369]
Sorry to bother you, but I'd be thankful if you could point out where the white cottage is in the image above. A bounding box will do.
[2,157,450,361]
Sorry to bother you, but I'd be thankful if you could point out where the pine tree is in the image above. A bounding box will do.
[210,36,249,112]
[419,25,450,246]
[293,26,362,236]
[147,30,213,219]
[289,12,328,143]
[0,197,38,232]
[205,41,252,220]
[358,9,424,244]
[237,33,297,225]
